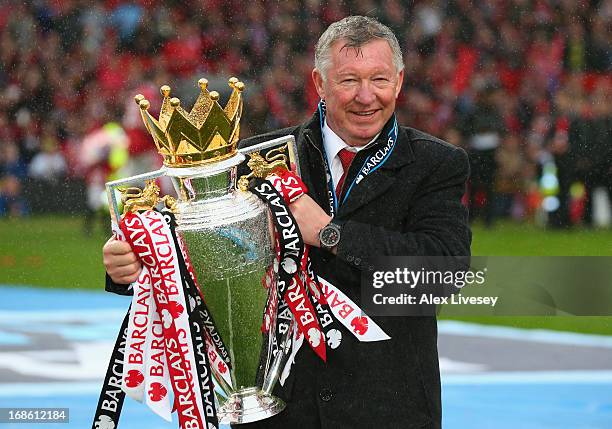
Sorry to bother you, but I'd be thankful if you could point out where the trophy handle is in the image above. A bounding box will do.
[261,323,293,395]
[238,135,300,177]
[105,134,297,229]
[105,168,167,230]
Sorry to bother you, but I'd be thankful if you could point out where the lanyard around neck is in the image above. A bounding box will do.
[317,101,398,216]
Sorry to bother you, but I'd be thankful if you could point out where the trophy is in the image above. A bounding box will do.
[105,78,299,424]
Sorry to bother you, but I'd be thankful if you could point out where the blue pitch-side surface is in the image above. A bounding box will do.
[1,384,610,429]
[0,286,611,428]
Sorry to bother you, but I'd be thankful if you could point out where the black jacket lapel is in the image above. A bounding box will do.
[294,111,417,219]
[337,126,415,219]
[295,115,332,214]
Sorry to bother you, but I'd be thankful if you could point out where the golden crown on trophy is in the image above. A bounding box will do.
[135,77,244,167]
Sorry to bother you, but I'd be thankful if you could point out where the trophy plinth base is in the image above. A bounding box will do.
[218,387,285,424]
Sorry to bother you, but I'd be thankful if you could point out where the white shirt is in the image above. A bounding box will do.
[322,119,379,190]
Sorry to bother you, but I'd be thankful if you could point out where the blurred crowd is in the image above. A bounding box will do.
[0,0,610,229]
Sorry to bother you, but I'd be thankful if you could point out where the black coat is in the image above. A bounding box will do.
[238,111,471,429]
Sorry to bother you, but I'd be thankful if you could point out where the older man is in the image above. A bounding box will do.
[104,16,470,429]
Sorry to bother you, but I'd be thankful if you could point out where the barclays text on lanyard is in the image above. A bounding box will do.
[317,100,399,217]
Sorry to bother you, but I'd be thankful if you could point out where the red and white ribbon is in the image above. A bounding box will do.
[123,267,154,403]
[121,211,209,429]
[319,277,391,342]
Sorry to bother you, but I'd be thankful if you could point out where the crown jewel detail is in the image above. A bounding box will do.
[135,77,244,167]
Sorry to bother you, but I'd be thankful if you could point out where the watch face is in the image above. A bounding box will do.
[320,223,341,248]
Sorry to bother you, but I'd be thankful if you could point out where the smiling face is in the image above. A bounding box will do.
[312,38,404,147]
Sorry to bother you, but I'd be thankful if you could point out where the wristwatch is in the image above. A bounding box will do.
[318,221,342,251]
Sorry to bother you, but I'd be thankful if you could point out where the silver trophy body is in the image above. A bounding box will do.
[106,136,298,424]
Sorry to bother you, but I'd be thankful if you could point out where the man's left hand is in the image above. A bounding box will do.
[289,194,331,247]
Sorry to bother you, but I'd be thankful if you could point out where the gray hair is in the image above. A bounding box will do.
[314,16,404,80]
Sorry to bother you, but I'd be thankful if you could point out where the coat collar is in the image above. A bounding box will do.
[298,110,416,218]
[300,109,415,167]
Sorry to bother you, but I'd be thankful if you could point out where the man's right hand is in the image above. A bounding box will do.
[103,237,142,284]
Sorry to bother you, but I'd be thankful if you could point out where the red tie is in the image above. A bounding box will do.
[335,148,357,198]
